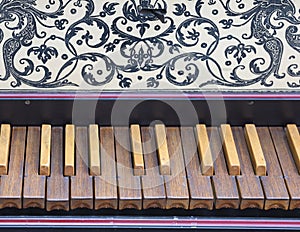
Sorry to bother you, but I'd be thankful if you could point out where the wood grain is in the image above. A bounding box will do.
[94,127,118,210]
[64,124,75,176]
[40,124,51,176]
[164,127,189,209]
[181,127,214,210]
[0,127,26,209]
[141,127,166,209]
[115,127,142,210]
[46,127,69,211]
[0,124,11,175]
[70,127,93,209]
[270,127,300,210]
[209,127,240,209]
[244,124,267,176]
[286,124,300,174]
[220,124,240,175]
[257,127,289,210]
[154,124,171,175]
[195,124,214,176]
[232,127,264,210]
[130,124,145,176]
[23,127,46,209]
[89,124,101,176]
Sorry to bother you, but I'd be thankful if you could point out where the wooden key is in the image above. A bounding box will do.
[23,127,46,209]
[232,127,264,210]
[220,124,240,175]
[270,127,300,210]
[64,124,75,176]
[141,127,166,209]
[46,127,69,211]
[164,127,189,209]
[195,124,214,176]
[0,127,26,209]
[115,127,142,210]
[94,127,118,210]
[182,127,214,210]
[257,127,289,210]
[40,124,51,176]
[244,124,267,176]
[130,124,144,176]
[89,124,101,176]
[0,124,11,175]
[154,124,170,175]
[286,124,300,174]
[70,127,93,209]
[209,127,240,209]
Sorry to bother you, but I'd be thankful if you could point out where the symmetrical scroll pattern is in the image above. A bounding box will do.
[0,0,299,89]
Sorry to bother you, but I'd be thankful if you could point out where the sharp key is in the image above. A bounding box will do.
[23,127,46,209]
[130,124,144,176]
[182,127,214,210]
[220,124,240,175]
[195,124,214,176]
[0,124,11,175]
[89,124,100,176]
[40,124,51,176]
[244,124,267,176]
[64,124,75,176]
[286,124,300,174]
[0,127,26,209]
[154,124,170,175]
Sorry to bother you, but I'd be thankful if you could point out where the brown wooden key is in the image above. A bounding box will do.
[209,127,240,209]
[164,127,189,209]
[270,127,300,210]
[182,126,214,210]
[0,127,26,209]
[232,127,265,210]
[257,127,289,210]
[94,127,118,210]
[70,127,93,209]
[0,124,11,175]
[115,127,142,210]
[23,127,46,209]
[141,127,166,209]
[46,127,69,211]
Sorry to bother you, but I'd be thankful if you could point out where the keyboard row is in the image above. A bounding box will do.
[0,124,300,211]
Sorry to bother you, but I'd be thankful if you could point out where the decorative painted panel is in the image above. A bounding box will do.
[0,0,300,92]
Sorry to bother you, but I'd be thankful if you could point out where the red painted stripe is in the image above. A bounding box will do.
[0,218,299,228]
[0,93,299,99]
